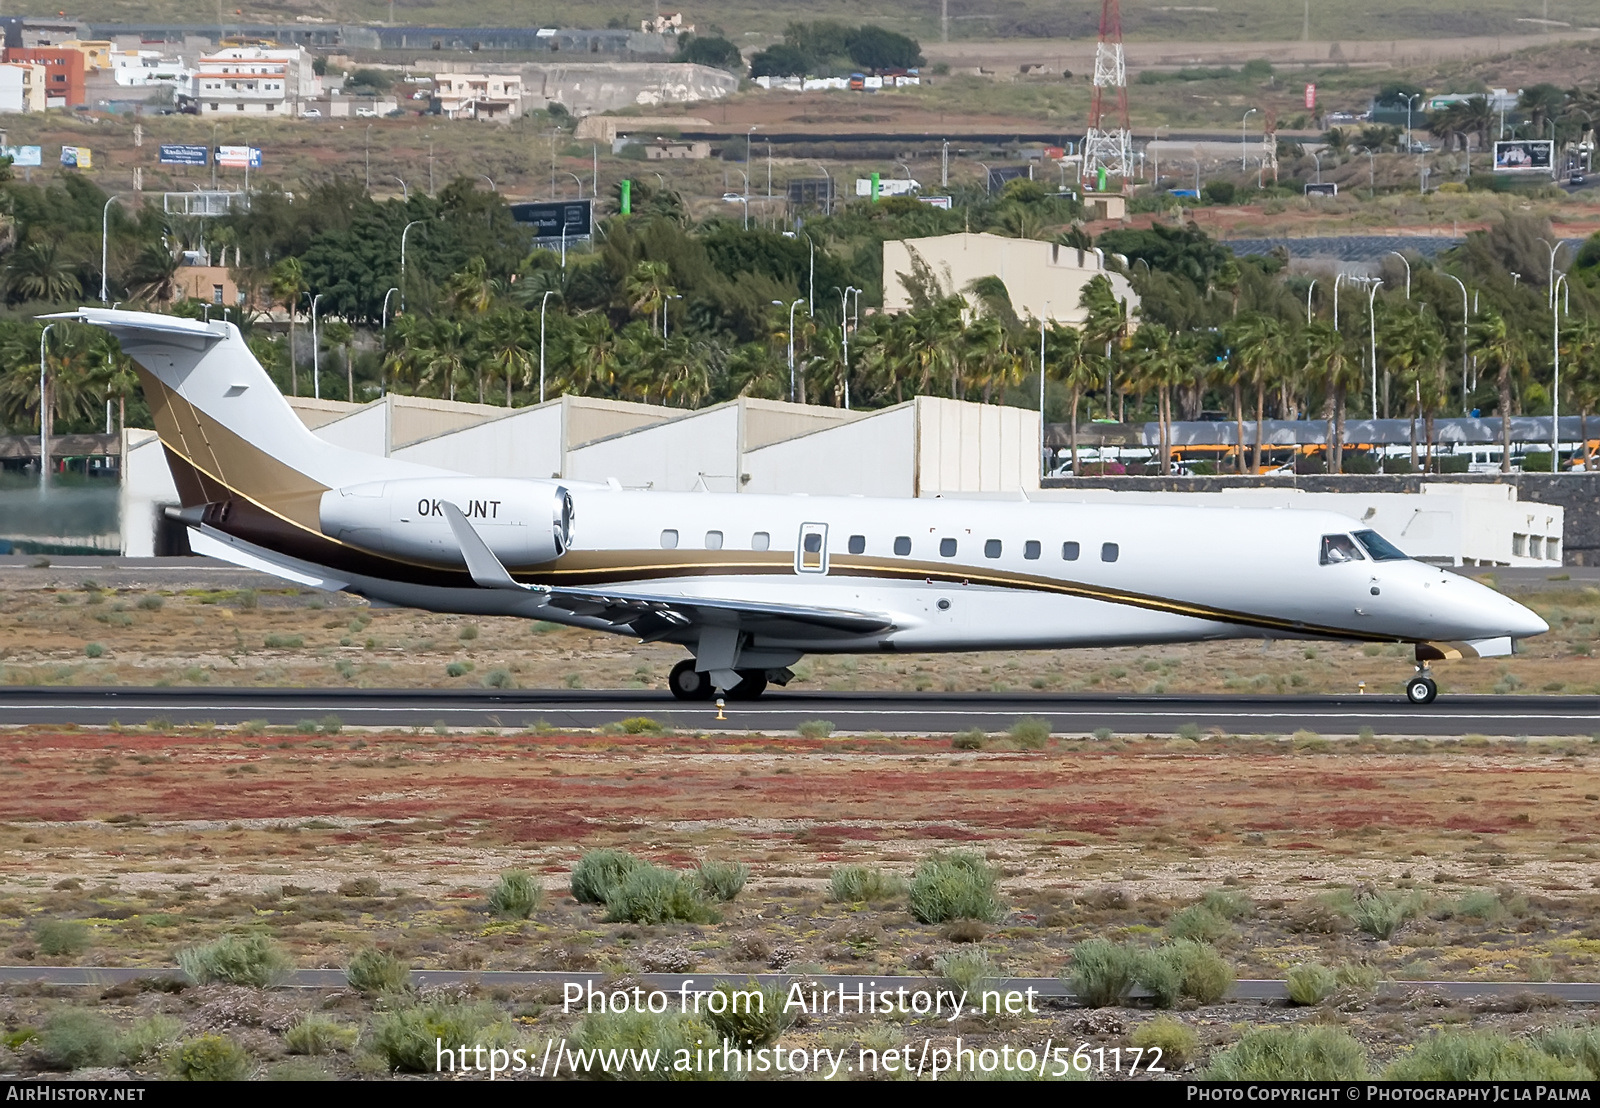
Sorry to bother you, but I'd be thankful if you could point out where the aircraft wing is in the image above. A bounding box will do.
[437,500,893,638]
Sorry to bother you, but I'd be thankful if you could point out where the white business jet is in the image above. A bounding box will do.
[58,308,1547,705]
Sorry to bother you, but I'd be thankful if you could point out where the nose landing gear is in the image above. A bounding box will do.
[1405,668,1438,705]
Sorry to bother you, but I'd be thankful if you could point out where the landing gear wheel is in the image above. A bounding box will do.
[1406,675,1438,705]
[726,670,768,700]
[669,659,715,701]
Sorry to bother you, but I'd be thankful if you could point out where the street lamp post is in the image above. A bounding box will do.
[1443,273,1469,412]
[539,290,556,405]
[310,293,323,400]
[1241,108,1256,170]
[99,195,122,304]
[1387,250,1411,299]
[400,220,424,310]
[787,298,807,402]
[38,323,52,496]
[1553,272,1568,470]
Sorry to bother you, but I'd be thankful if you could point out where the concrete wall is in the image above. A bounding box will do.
[1045,473,1596,565]
[883,232,1139,326]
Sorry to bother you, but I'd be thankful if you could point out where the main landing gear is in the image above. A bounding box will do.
[668,659,768,701]
[1406,669,1438,705]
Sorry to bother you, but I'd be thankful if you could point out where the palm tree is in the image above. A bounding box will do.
[6,242,81,304]
[269,257,309,395]
[1470,309,1528,473]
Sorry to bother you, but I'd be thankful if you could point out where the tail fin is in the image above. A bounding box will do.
[52,308,442,530]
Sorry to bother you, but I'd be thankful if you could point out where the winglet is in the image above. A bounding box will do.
[439,500,533,592]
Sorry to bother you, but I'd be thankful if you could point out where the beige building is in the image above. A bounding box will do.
[433,73,524,120]
[0,62,47,112]
[882,231,1138,327]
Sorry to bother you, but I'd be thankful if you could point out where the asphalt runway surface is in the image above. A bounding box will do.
[2,687,1597,736]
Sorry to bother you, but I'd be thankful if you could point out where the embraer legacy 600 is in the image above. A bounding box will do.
[61,308,1547,705]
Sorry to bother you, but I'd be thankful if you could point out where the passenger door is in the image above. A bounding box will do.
[795,522,829,575]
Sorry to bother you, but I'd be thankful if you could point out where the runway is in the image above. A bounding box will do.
[2,687,1597,736]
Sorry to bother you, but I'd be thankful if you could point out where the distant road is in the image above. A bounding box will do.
[1,688,1595,736]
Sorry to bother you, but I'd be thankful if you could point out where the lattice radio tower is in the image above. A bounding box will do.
[1083,0,1134,184]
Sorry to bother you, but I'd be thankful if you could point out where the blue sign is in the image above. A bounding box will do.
[159,144,209,166]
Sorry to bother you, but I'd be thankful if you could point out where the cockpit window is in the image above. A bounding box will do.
[1320,534,1365,565]
[1354,529,1409,561]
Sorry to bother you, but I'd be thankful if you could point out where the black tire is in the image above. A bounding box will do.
[727,670,768,700]
[1406,676,1438,705]
[669,659,714,701]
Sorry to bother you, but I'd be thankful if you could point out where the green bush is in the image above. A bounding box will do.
[908,851,1002,924]
[35,918,90,956]
[1204,1026,1370,1080]
[487,870,545,919]
[1349,890,1421,939]
[571,1011,731,1080]
[1200,888,1254,920]
[937,948,1001,1001]
[117,1015,182,1065]
[951,728,985,750]
[1286,963,1338,1006]
[571,849,643,904]
[1009,716,1050,749]
[1130,1015,1199,1068]
[701,981,790,1048]
[1166,904,1230,942]
[284,1014,358,1055]
[1534,1025,1600,1078]
[1385,1031,1587,1080]
[178,932,291,987]
[1135,947,1184,1008]
[346,948,411,994]
[695,859,748,902]
[604,864,719,925]
[829,865,905,902]
[1069,938,1138,1007]
[36,1010,118,1070]
[369,1001,512,1073]
[170,1034,253,1081]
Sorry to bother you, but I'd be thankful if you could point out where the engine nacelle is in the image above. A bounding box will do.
[319,477,572,568]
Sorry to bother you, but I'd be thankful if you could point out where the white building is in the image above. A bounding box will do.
[433,72,523,121]
[883,231,1139,327]
[195,46,319,116]
[0,62,46,112]
[112,50,194,88]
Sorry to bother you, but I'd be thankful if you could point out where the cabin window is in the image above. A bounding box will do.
[893,536,911,556]
[984,539,1002,558]
[660,529,679,549]
[939,538,957,557]
[705,530,723,550]
[803,533,823,553]
[1353,529,1408,561]
[1101,542,1119,563]
[751,531,770,550]
[1024,540,1041,560]
[1062,541,1080,561]
[1320,534,1365,565]
[848,534,866,554]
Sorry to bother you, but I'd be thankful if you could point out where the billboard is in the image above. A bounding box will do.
[60,146,91,169]
[1,145,41,167]
[509,199,592,240]
[216,145,262,169]
[1493,139,1553,173]
[160,144,209,166]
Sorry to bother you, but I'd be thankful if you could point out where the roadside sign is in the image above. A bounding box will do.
[160,144,209,166]
[509,199,592,239]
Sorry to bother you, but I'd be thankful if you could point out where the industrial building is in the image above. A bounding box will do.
[106,390,1567,569]
[882,232,1139,327]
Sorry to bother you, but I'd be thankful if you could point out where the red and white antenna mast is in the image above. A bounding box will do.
[1083,0,1133,184]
